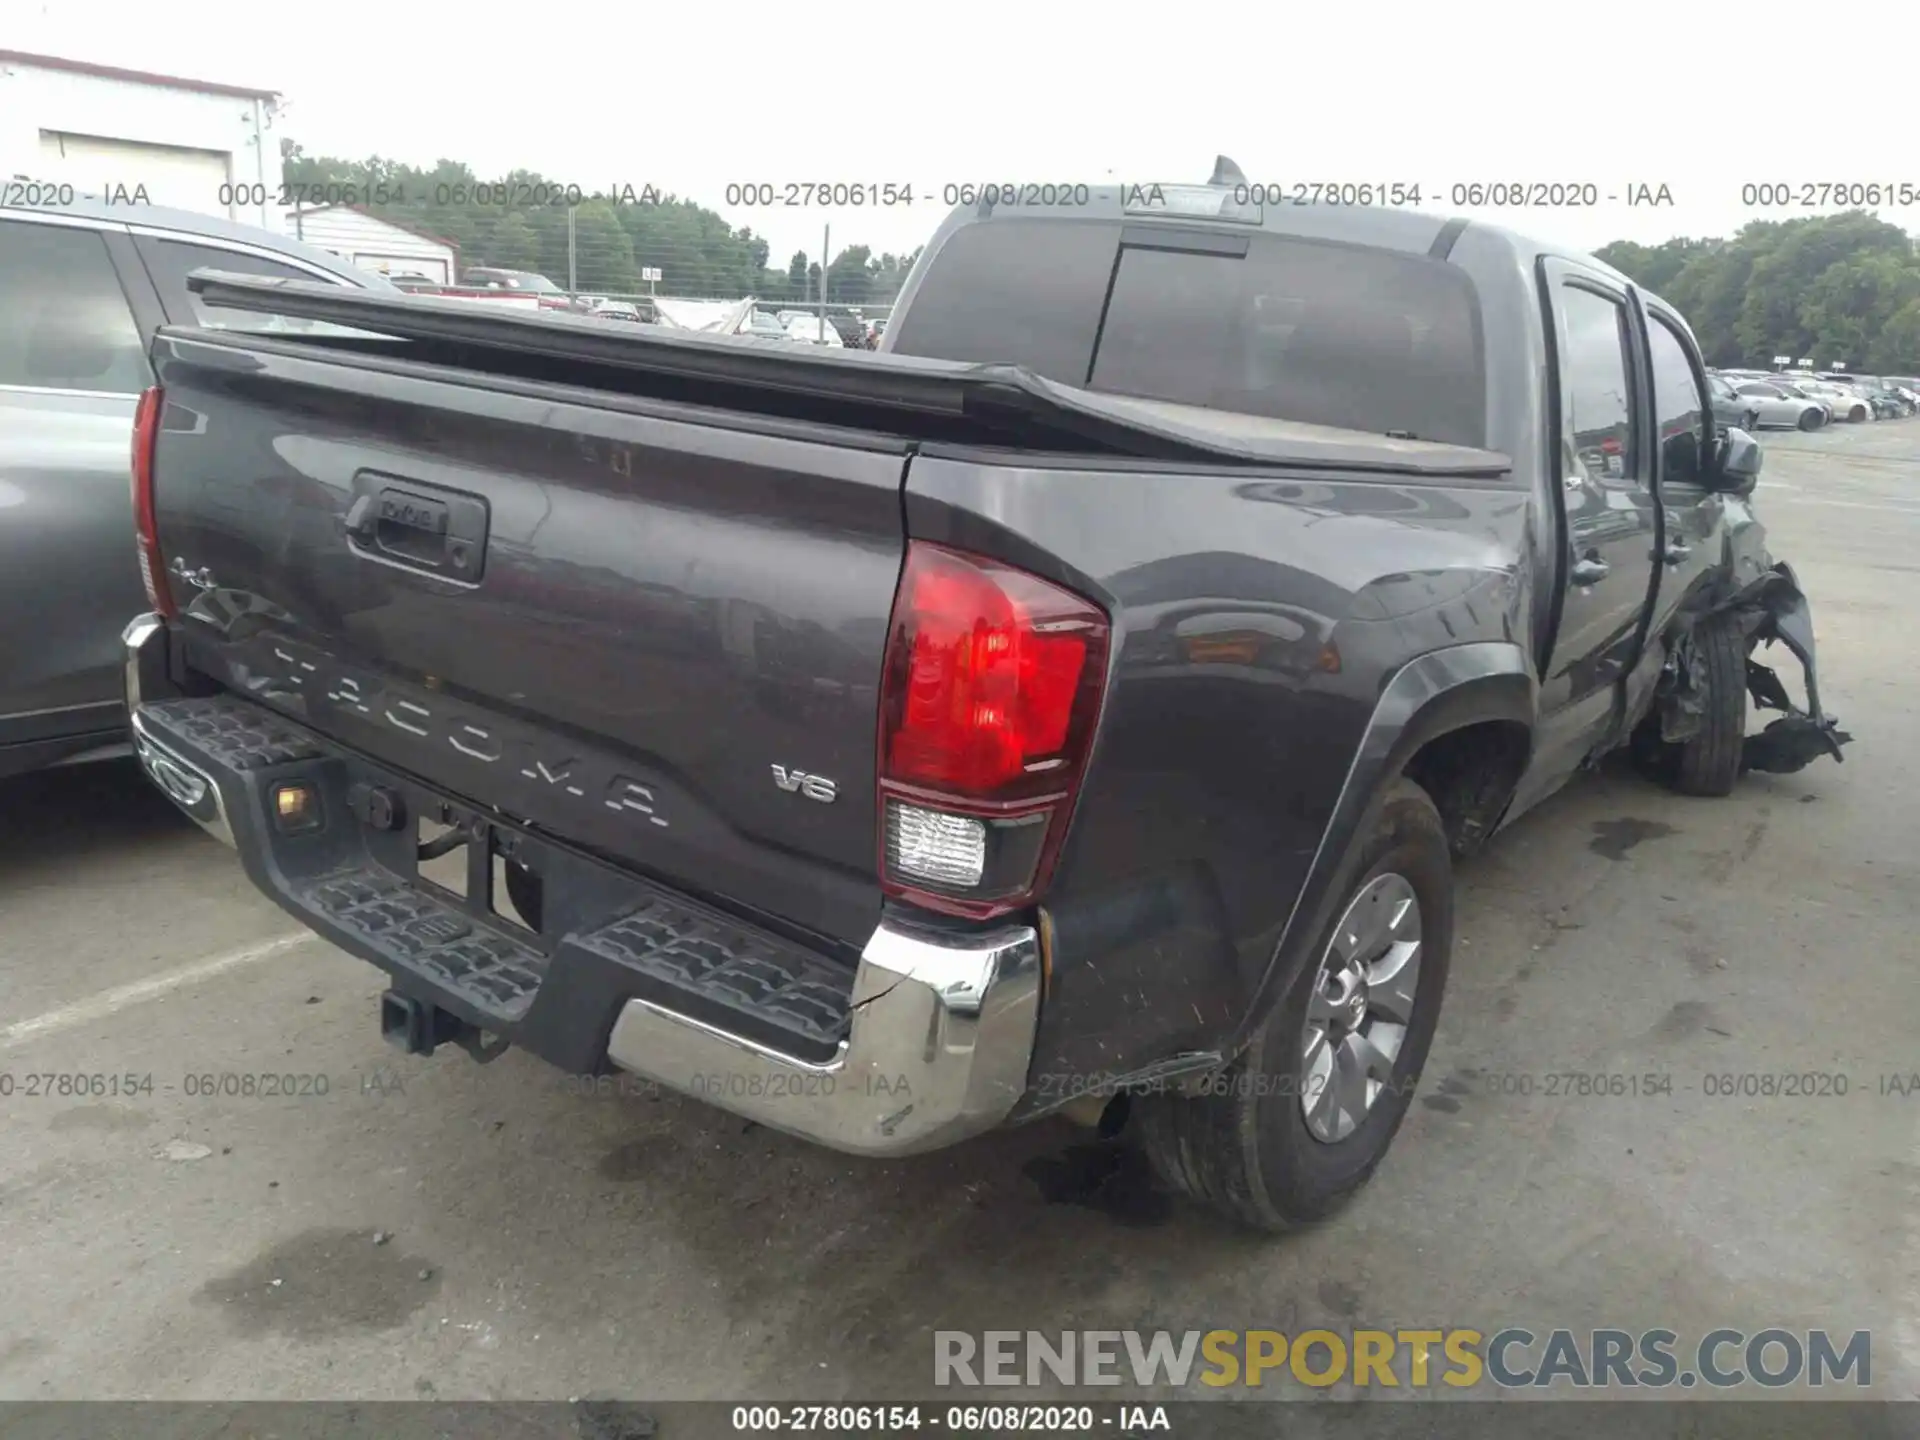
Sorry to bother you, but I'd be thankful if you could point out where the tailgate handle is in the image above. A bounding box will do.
[344,477,488,582]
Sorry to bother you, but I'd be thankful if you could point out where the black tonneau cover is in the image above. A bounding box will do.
[185,270,1514,479]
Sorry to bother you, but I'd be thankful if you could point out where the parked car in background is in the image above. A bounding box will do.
[384,272,442,292]
[743,309,793,341]
[457,267,585,313]
[783,313,845,346]
[0,196,391,780]
[1706,375,1762,431]
[1729,379,1828,431]
[1823,375,1913,418]
[1766,378,1838,423]
[590,299,643,322]
[1785,377,1871,423]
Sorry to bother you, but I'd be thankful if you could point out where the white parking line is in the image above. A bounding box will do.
[0,932,317,1051]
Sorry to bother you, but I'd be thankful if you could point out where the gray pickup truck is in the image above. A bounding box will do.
[122,167,1847,1231]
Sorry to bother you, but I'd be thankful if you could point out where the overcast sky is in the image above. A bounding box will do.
[16,0,1920,268]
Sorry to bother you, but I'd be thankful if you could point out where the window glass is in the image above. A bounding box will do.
[1558,285,1636,485]
[1647,315,1707,484]
[139,239,365,336]
[1090,236,1486,447]
[890,219,1488,448]
[885,218,1118,386]
[0,220,149,393]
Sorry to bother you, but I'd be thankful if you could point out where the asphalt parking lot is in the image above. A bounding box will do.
[1,419,1915,1407]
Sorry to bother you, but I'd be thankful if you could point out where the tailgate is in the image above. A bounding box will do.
[148,331,906,948]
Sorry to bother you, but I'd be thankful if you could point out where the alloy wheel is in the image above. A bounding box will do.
[1299,873,1424,1143]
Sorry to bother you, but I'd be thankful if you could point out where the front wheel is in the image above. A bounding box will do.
[1798,408,1824,431]
[1849,405,1868,424]
[1134,779,1452,1232]
[1666,611,1749,796]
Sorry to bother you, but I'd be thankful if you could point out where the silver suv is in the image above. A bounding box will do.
[0,197,388,780]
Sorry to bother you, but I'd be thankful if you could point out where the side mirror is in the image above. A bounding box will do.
[1714,425,1763,495]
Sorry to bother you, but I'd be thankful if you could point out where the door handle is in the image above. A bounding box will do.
[1661,540,1692,566]
[343,493,378,544]
[1570,556,1610,586]
[343,475,488,581]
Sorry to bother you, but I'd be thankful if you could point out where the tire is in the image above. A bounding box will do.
[1669,611,1748,797]
[1849,405,1868,424]
[1798,408,1823,431]
[1134,779,1452,1233]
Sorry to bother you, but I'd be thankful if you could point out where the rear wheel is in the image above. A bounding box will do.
[1134,779,1452,1232]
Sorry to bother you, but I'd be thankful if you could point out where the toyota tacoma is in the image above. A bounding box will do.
[122,163,1848,1231]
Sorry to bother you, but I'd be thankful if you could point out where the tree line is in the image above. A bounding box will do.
[281,144,1919,362]
[280,142,922,306]
[1596,211,1920,374]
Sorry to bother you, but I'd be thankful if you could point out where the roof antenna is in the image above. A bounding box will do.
[1208,155,1248,187]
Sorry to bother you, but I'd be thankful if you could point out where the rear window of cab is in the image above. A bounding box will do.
[888,216,1488,449]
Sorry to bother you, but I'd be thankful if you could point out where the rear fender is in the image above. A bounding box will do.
[1223,641,1536,1056]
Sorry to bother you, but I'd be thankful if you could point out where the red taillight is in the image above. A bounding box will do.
[131,385,175,618]
[877,542,1109,918]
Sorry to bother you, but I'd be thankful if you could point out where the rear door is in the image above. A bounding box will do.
[1517,258,1662,803]
[1640,304,1726,639]
[0,212,156,745]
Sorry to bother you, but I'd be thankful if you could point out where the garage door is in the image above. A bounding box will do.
[38,132,232,215]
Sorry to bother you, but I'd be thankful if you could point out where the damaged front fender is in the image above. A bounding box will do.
[1724,561,1853,775]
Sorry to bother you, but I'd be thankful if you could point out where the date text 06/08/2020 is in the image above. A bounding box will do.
[1219,181,1663,208]
[728,1405,1165,1433]
[708,181,1679,210]
[1031,1068,1920,1103]
[0,1071,333,1100]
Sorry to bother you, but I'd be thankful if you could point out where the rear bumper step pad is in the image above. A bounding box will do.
[130,692,857,1061]
[124,630,1040,1154]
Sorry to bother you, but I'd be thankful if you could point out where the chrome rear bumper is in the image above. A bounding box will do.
[124,613,236,849]
[605,919,1041,1156]
[122,610,1045,1156]
[130,707,235,848]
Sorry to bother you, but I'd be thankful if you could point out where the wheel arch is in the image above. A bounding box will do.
[1225,642,1536,1055]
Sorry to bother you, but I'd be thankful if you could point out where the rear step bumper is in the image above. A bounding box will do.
[123,615,1041,1156]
